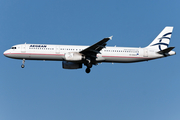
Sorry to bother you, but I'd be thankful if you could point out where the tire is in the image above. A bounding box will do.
[21,64,25,68]
[85,68,91,73]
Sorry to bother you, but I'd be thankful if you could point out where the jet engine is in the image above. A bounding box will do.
[64,52,83,61]
[62,61,82,69]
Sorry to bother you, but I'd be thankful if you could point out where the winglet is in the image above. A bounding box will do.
[109,36,113,40]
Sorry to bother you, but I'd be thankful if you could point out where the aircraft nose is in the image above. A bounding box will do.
[3,50,10,57]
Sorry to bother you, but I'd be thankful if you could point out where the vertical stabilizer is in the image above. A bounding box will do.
[146,26,173,50]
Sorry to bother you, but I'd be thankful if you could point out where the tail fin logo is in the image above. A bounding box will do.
[151,32,172,50]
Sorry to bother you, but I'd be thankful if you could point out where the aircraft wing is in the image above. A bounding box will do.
[80,36,112,58]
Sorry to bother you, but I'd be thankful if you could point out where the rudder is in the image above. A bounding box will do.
[146,26,173,50]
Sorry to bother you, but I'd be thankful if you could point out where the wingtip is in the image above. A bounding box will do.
[109,36,113,40]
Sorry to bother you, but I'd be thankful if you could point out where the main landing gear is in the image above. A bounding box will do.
[85,62,93,74]
[85,68,91,73]
[21,59,25,68]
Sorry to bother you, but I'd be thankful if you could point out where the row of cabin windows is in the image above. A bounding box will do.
[104,50,139,53]
[60,48,139,53]
[28,47,139,53]
[11,47,54,50]
[29,47,54,50]
[60,48,83,51]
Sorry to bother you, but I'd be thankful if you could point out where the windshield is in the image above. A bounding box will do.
[11,47,16,49]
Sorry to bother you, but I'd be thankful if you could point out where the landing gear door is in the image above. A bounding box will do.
[21,44,26,53]
[143,49,148,57]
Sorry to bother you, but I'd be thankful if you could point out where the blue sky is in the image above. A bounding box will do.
[0,0,180,120]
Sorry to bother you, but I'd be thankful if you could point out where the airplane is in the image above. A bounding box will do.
[3,26,176,73]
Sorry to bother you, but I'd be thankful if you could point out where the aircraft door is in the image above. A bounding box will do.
[56,46,60,54]
[143,49,148,57]
[21,44,26,53]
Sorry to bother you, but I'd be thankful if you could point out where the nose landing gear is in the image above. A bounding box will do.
[21,64,25,68]
[21,59,25,68]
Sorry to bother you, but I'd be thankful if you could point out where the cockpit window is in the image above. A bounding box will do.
[11,47,16,49]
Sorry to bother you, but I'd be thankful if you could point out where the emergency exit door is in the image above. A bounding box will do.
[56,46,60,54]
[143,49,148,57]
[21,44,26,53]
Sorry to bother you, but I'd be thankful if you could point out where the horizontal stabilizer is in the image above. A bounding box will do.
[157,47,175,54]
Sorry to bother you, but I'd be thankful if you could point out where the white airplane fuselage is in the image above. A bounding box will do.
[3,44,175,63]
[3,26,176,73]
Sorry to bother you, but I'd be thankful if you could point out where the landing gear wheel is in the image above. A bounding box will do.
[21,64,25,68]
[21,59,25,68]
[85,68,91,73]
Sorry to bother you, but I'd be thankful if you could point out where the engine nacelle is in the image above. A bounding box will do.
[62,61,82,69]
[64,52,83,61]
